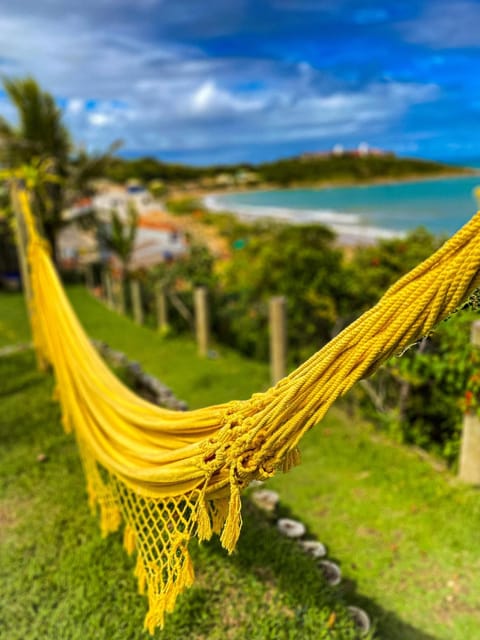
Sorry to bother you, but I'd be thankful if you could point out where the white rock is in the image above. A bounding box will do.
[347,606,371,635]
[251,489,279,512]
[318,560,342,586]
[277,518,306,538]
[298,539,327,558]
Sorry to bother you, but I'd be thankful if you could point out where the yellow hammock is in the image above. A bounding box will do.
[17,186,480,632]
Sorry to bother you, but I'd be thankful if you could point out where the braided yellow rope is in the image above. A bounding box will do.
[18,185,480,631]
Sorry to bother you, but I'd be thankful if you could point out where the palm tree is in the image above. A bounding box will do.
[0,77,70,261]
[98,203,138,313]
[100,202,138,274]
[0,77,71,167]
[0,76,121,263]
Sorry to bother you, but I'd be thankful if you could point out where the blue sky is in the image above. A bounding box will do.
[1,0,480,165]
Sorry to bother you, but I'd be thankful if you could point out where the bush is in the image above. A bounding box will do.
[216,222,349,364]
[358,307,480,464]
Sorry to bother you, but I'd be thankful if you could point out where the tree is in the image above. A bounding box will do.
[217,223,349,363]
[345,228,443,310]
[0,77,70,260]
[99,203,138,274]
[0,76,120,262]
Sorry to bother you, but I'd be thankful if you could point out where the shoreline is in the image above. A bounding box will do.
[200,170,480,246]
[203,194,402,246]
[200,167,479,201]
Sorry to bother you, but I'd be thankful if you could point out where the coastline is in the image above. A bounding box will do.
[202,193,401,246]
[200,169,480,246]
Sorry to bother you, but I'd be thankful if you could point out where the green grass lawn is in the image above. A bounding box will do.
[0,293,31,348]
[68,286,272,408]
[269,413,480,640]
[2,287,480,639]
[0,290,362,640]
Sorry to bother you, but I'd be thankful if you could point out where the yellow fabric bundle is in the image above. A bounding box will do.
[18,186,480,632]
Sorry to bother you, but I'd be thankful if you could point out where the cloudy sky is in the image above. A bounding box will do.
[1,0,480,165]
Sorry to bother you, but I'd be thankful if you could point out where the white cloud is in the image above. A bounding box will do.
[190,80,265,117]
[0,4,442,160]
[88,113,113,127]
[66,99,84,115]
[399,0,480,48]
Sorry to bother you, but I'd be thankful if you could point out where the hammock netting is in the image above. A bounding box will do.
[16,186,480,632]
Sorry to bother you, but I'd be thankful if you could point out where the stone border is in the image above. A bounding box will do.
[251,487,371,637]
[92,339,188,411]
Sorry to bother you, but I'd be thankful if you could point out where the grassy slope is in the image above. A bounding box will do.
[0,293,31,347]
[0,291,360,640]
[269,413,480,640]
[68,286,271,408]
[3,288,480,639]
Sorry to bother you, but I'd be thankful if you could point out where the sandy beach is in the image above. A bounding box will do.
[202,193,402,246]
[201,169,480,245]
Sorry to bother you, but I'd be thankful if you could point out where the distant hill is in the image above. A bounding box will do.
[105,152,473,187]
[257,152,474,186]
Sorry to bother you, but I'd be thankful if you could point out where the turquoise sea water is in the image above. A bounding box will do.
[208,175,480,238]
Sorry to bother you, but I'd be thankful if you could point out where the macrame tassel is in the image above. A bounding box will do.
[220,475,243,554]
[165,586,178,614]
[144,593,166,635]
[282,446,301,472]
[142,550,195,634]
[196,495,212,541]
[135,554,147,595]
[179,552,195,591]
[79,451,101,513]
[99,499,122,537]
[123,523,136,555]
[85,474,98,512]
[211,496,229,534]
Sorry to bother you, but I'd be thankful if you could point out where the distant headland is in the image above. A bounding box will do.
[106,147,477,194]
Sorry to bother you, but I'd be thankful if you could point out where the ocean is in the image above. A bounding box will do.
[206,175,480,240]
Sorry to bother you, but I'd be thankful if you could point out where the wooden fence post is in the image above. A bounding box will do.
[269,296,287,385]
[102,269,114,308]
[194,287,209,357]
[116,278,126,315]
[130,279,143,325]
[459,320,480,483]
[84,263,95,290]
[155,282,169,333]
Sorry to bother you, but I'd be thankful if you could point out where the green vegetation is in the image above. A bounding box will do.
[0,76,117,261]
[99,203,138,273]
[259,153,472,186]
[0,295,31,347]
[217,223,349,363]
[104,152,472,189]
[346,228,444,311]
[3,288,480,639]
[106,156,212,184]
[122,215,478,464]
[67,287,270,408]
[363,308,480,464]
[268,408,480,640]
[165,195,204,215]
[0,292,363,639]
[343,232,480,463]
